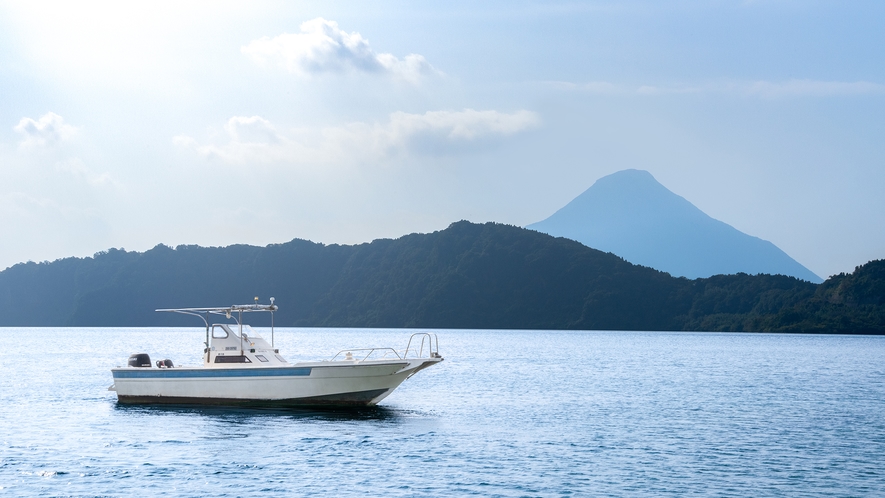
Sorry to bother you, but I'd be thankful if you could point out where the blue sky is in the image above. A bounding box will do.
[0,0,882,278]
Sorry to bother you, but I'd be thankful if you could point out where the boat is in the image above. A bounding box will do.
[109,299,443,407]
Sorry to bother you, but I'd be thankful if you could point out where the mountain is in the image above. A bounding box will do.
[0,222,687,329]
[0,220,881,332]
[527,169,822,283]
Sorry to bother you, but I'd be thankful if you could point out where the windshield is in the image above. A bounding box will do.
[238,324,263,339]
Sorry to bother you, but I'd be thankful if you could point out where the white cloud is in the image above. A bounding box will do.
[742,80,885,98]
[241,18,439,84]
[379,109,540,156]
[389,109,539,141]
[13,112,77,148]
[635,80,885,98]
[54,158,120,189]
[544,80,621,94]
[549,79,885,98]
[224,116,282,144]
[171,135,198,148]
[174,116,303,164]
[175,109,540,165]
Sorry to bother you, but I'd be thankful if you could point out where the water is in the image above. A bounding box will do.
[1,329,883,497]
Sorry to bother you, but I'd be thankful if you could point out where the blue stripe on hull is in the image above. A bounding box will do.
[113,367,312,379]
[115,388,390,407]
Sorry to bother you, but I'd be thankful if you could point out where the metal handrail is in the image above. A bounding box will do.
[330,347,402,362]
[403,333,439,359]
[329,333,441,362]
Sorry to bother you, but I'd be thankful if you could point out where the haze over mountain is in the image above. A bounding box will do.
[527,170,822,283]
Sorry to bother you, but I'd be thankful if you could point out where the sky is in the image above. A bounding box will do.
[0,0,883,279]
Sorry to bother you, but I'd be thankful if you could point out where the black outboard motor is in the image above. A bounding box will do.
[128,353,152,367]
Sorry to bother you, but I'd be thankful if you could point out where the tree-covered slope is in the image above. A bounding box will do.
[300,221,687,330]
[0,221,880,332]
[758,260,885,333]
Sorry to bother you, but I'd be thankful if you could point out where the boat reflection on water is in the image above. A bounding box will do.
[109,299,442,408]
[111,401,408,423]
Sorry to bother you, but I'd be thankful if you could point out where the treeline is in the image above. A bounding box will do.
[0,221,881,333]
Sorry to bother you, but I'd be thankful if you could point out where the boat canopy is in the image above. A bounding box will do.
[158,296,275,317]
[156,298,278,349]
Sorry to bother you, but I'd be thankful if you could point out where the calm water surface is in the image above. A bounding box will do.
[1,329,883,496]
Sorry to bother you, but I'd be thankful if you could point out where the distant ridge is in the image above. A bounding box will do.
[527,169,822,282]
[0,221,881,332]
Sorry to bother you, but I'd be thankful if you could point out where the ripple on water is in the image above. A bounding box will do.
[0,329,884,496]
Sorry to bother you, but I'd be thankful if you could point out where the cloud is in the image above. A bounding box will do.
[13,112,77,148]
[389,109,539,141]
[173,115,300,163]
[548,79,885,98]
[241,18,439,83]
[175,109,539,165]
[224,116,282,144]
[54,158,120,189]
[381,109,540,155]
[544,81,622,94]
[741,80,885,98]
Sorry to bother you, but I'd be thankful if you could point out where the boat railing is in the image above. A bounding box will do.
[330,347,402,362]
[402,332,440,359]
[329,333,440,362]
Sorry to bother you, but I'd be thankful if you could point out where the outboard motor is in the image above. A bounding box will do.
[128,353,152,367]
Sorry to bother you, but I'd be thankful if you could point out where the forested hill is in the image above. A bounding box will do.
[0,221,882,332]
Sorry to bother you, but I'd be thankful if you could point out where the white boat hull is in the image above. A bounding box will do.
[111,358,441,407]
